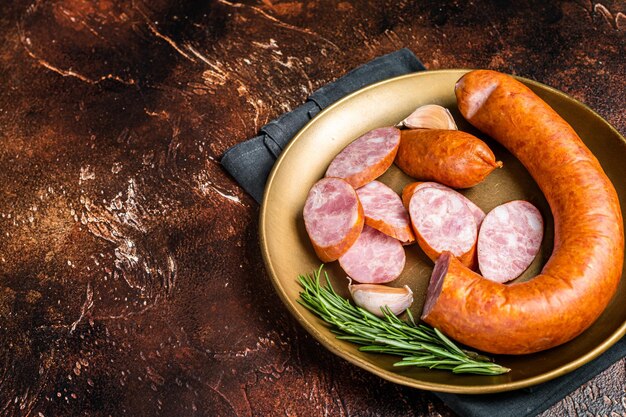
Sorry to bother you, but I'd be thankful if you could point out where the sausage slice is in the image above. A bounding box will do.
[303,178,364,262]
[477,200,544,283]
[325,127,400,189]
[408,187,478,268]
[339,225,405,284]
[356,181,415,244]
[402,181,486,228]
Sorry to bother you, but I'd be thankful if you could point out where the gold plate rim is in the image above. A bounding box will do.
[259,69,626,394]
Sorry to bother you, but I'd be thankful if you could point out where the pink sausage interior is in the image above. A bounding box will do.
[303,178,360,248]
[325,127,400,180]
[477,200,544,282]
[409,187,477,256]
[422,251,451,317]
[356,180,412,240]
[339,225,405,284]
[411,182,485,228]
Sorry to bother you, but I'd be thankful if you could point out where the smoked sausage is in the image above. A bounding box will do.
[395,129,502,188]
[421,70,624,354]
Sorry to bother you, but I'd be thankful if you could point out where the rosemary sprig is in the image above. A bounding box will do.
[297,265,510,375]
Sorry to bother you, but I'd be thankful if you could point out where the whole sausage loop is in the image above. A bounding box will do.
[421,70,624,354]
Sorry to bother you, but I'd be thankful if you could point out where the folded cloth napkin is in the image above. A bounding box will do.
[437,336,626,417]
[220,49,626,417]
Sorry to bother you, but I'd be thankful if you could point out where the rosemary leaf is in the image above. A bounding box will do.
[297,266,510,376]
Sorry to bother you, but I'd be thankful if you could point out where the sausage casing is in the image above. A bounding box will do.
[395,129,502,188]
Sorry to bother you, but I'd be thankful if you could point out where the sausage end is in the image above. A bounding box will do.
[421,251,451,319]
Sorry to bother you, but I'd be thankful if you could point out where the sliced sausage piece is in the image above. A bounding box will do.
[303,178,364,262]
[339,225,405,284]
[402,181,486,227]
[326,127,401,189]
[356,181,415,244]
[409,187,477,268]
[395,129,502,188]
[477,201,544,283]
[421,70,623,354]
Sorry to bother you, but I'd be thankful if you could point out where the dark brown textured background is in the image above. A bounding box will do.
[0,0,625,416]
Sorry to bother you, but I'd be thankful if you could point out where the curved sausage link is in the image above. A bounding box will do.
[421,70,624,354]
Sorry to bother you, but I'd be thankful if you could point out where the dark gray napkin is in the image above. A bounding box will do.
[437,336,626,417]
[219,49,626,417]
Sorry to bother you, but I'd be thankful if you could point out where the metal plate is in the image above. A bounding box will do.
[259,70,626,393]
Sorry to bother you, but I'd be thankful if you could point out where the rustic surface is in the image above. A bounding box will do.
[0,0,625,416]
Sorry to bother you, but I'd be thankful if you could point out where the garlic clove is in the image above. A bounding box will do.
[348,281,414,317]
[397,104,458,130]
